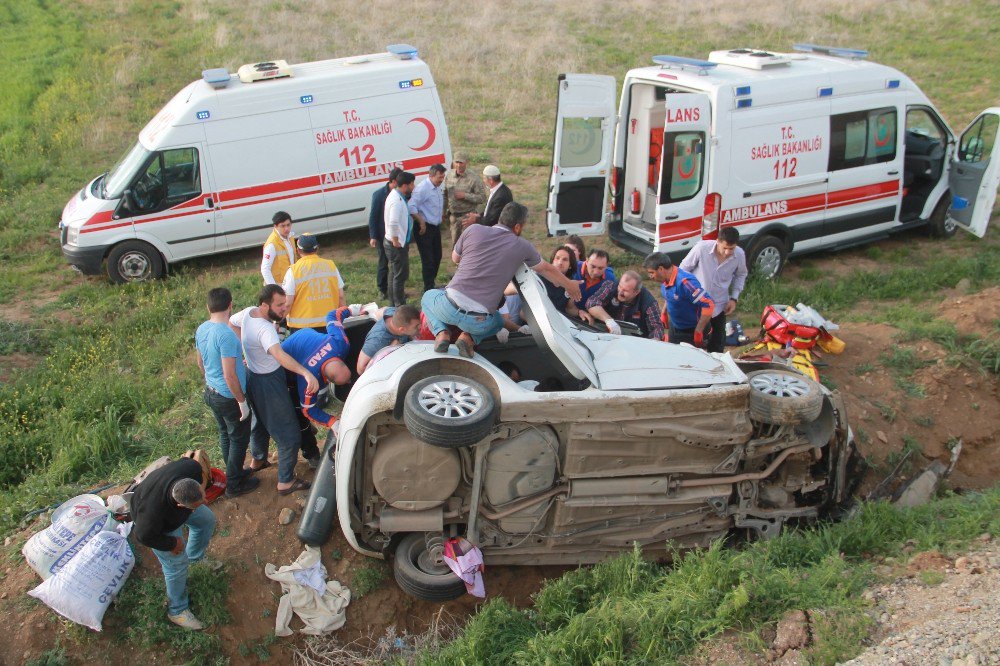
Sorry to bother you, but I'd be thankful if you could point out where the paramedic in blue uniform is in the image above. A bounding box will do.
[585,271,664,341]
[574,249,616,310]
[643,252,715,347]
[679,227,748,352]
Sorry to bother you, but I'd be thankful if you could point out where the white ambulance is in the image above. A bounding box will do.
[59,45,450,283]
[547,45,999,277]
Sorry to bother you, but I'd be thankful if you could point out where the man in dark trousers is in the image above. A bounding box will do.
[132,458,216,631]
[368,168,402,301]
[462,165,512,228]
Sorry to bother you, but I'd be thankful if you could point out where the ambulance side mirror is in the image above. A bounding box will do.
[117,189,136,217]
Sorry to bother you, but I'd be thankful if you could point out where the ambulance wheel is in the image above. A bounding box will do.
[746,369,824,425]
[748,236,787,279]
[107,241,164,284]
[927,196,957,239]
[393,532,466,601]
[403,375,497,448]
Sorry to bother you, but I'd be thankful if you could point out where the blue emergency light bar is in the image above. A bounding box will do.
[793,43,869,60]
[652,55,718,74]
[387,44,419,59]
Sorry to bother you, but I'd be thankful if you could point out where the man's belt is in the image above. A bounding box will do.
[445,293,489,316]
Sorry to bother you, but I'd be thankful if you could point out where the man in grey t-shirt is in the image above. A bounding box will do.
[420,202,581,358]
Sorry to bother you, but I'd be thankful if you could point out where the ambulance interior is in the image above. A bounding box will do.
[621,83,700,234]
[901,107,948,220]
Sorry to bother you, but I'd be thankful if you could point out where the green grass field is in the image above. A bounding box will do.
[1,0,998,662]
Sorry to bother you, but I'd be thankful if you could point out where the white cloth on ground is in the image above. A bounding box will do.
[264,545,351,636]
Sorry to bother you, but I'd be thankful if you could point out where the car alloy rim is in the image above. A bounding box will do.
[415,548,452,575]
[750,372,811,398]
[119,252,150,279]
[755,246,781,278]
[944,217,957,233]
[418,380,483,418]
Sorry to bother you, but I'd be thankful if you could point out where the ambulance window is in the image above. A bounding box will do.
[660,132,704,203]
[958,113,998,163]
[559,117,604,168]
[828,107,897,171]
[905,108,945,143]
[128,147,201,214]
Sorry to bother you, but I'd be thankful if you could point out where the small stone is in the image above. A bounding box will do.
[0,592,7,599]
[956,277,972,293]
[877,430,889,443]
[955,556,971,572]
[278,508,296,525]
[3,536,10,547]
[955,605,972,613]
[976,533,991,543]
[295,496,307,509]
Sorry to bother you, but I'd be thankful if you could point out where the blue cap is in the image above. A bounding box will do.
[297,233,318,251]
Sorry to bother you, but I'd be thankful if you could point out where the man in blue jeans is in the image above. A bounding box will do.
[132,457,216,630]
[194,287,260,498]
[421,202,581,357]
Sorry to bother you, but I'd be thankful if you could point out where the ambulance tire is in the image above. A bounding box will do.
[393,532,466,601]
[107,241,165,284]
[927,196,957,239]
[403,375,497,448]
[747,236,787,280]
[746,369,824,425]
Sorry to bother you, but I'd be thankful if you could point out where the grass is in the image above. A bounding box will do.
[414,490,1000,665]
[352,563,388,598]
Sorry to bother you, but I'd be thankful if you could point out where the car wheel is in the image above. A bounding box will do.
[403,375,497,448]
[107,241,165,284]
[392,532,466,602]
[927,195,957,239]
[747,236,787,279]
[746,369,824,425]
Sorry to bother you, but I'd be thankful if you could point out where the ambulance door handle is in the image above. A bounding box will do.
[205,197,215,209]
[887,170,899,175]
[663,214,679,221]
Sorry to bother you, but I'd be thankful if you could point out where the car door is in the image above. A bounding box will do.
[949,107,1000,238]
[546,74,617,237]
[118,145,216,257]
[656,93,712,248]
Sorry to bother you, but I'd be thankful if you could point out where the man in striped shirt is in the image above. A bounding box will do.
[643,252,714,347]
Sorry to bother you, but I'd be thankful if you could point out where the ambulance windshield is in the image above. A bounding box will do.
[104,142,152,199]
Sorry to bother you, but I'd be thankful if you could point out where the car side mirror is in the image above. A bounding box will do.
[115,189,136,218]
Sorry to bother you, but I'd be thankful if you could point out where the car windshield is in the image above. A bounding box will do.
[103,142,152,199]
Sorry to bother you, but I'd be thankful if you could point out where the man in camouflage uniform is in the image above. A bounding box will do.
[443,152,486,248]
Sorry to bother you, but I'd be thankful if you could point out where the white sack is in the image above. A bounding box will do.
[22,494,115,580]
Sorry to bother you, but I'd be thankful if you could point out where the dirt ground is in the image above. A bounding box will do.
[2,249,998,664]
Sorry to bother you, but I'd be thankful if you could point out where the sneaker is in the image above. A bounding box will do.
[168,609,205,631]
[224,476,260,499]
[455,334,475,359]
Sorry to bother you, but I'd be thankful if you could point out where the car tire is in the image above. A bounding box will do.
[403,375,497,448]
[747,235,787,279]
[746,369,824,425]
[107,240,165,284]
[392,532,466,602]
[926,195,957,239]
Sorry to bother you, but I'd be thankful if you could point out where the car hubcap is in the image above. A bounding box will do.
[418,380,483,418]
[944,218,957,234]
[755,247,782,278]
[415,548,452,575]
[750,373,811,398]
[119,252,151,280]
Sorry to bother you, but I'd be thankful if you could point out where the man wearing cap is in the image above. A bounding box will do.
[261,211,298,285]
[383,171,417,306]
[463,165,513,229]
[410,164,446,293]
[443,152,486,247]
[282,234,346,332]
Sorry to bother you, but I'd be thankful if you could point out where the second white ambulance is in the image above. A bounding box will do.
[547,44,999,276]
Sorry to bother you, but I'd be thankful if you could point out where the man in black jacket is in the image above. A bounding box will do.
[367,167,402,301]
[132,458,216,630]
[462,165,512,228]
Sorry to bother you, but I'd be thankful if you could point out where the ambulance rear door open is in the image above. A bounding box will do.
[948,107,1000,238]
[546,74,617,237]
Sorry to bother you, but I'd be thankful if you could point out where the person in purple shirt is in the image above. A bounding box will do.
[678,227,747,352]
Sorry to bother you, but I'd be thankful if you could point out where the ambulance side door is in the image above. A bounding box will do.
[547,74,617,237]
[948,107,1000,238]
[656,93,712,248]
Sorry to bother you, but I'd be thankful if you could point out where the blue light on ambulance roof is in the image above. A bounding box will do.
[196,110,210,120]
[735,86,751,96]
[387,44,419,59]
[300,94,314,104]
[818,87,833,97]
[886,79,900,89]
[652,55,717,74]
[737,98,752,108]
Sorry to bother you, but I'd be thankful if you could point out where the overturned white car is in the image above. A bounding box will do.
[299,265,859,601]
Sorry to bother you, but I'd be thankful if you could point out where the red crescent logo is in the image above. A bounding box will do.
[408,117,436,152]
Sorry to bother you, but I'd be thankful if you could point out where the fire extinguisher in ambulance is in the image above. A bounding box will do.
[630,188,641,215]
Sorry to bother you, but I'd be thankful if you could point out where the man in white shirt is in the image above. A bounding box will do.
[230,284,320,495]
[260,211,297,285]
[463,165,513,229]
[410,164,446,293]
[383,171,416,306]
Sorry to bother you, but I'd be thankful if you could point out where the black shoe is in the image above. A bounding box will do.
[224,476,260,498]
[305,455,320,470]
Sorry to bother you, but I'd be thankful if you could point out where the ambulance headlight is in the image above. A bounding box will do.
[66,226,80,245]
